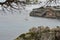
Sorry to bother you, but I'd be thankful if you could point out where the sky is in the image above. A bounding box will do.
[0,0,6,2]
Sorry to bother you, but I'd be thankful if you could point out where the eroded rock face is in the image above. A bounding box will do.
[15,26,60,40]
[30,6,60,19]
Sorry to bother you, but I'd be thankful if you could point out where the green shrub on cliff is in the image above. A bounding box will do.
[15,26,60,40]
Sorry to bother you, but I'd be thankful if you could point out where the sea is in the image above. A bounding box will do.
[0,4,60,40]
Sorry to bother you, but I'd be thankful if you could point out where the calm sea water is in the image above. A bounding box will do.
[0,4,60,40]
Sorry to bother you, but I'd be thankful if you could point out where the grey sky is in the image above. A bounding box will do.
[0,0,6,2]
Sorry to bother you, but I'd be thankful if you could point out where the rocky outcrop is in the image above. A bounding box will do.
[30,6,60,19]
[15,26,60,40]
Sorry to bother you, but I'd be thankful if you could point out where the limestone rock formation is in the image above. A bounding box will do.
[15,26,60,40]
[30,6,60,19]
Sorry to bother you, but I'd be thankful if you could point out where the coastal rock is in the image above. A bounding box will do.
[15,26,60,40]
[30,6,60,19]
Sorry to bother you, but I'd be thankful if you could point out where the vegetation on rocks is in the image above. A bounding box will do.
[15,26,60,40]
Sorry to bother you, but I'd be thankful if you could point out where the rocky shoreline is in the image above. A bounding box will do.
[15,26,60,40]
[30,6,60,19]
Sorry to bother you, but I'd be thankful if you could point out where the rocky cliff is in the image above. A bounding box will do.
[30,6,60,19]
[15,26,60,40]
